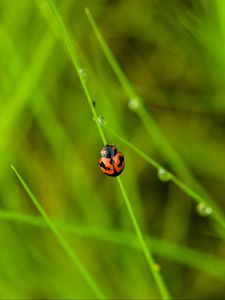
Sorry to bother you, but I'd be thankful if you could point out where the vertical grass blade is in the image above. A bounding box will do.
[11,165,106,299]
[37,1,171,298]
[117,177,171,299]
[0,30,55,145]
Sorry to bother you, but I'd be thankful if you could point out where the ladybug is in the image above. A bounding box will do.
[99,144,125,177]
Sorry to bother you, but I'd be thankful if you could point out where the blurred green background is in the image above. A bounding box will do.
[1,0,225,298]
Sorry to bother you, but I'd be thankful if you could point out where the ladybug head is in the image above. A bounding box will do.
[101,144,117,158]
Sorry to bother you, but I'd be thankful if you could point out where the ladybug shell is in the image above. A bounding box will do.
[99,151,125,177]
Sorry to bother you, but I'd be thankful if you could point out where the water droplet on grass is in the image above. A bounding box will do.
[158,168,171,182]
[98,116,107,126]
[128,98,140,111]
[79,68,89,83]
[196,202,212,217]
[154,263,161,271]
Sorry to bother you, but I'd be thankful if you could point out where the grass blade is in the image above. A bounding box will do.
[106,126,225,230]
[1,210,225,282]
[85,8,225,232]
[44,0,106,145]
[37,1,171,298]
[11,165,106,299]
[117,177,171,299]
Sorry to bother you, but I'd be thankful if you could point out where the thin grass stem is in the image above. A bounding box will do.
[11,165,106,299]
[46,0,106,145]
[106,126,225,230]
[117,177,171,299]
[85,8,225,232]
[41,1,172,298]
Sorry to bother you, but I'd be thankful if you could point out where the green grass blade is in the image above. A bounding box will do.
[1,210,225,282]
[117,177,171,299]
[84,8,186,176]
[85,8,225,232]
[106,126,225,230]
[11,165,106,299]
[44,0,106,145]
[0,30,55,145]
[38,1,171,298]
[84,8,136,101]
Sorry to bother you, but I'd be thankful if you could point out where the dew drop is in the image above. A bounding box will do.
[79,68,89,83]
[196,202,212,217]
[157,168,171,182]
[128,98,140,111]
[98,116,107,126]
[154,263,161,271]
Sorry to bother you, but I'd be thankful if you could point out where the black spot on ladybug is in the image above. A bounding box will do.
[99,161,110,171]
[118,155,124,167]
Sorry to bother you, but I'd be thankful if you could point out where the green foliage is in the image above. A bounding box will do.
[1,0,225,298]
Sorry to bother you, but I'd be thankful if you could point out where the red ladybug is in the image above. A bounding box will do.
[99,144,125,177]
